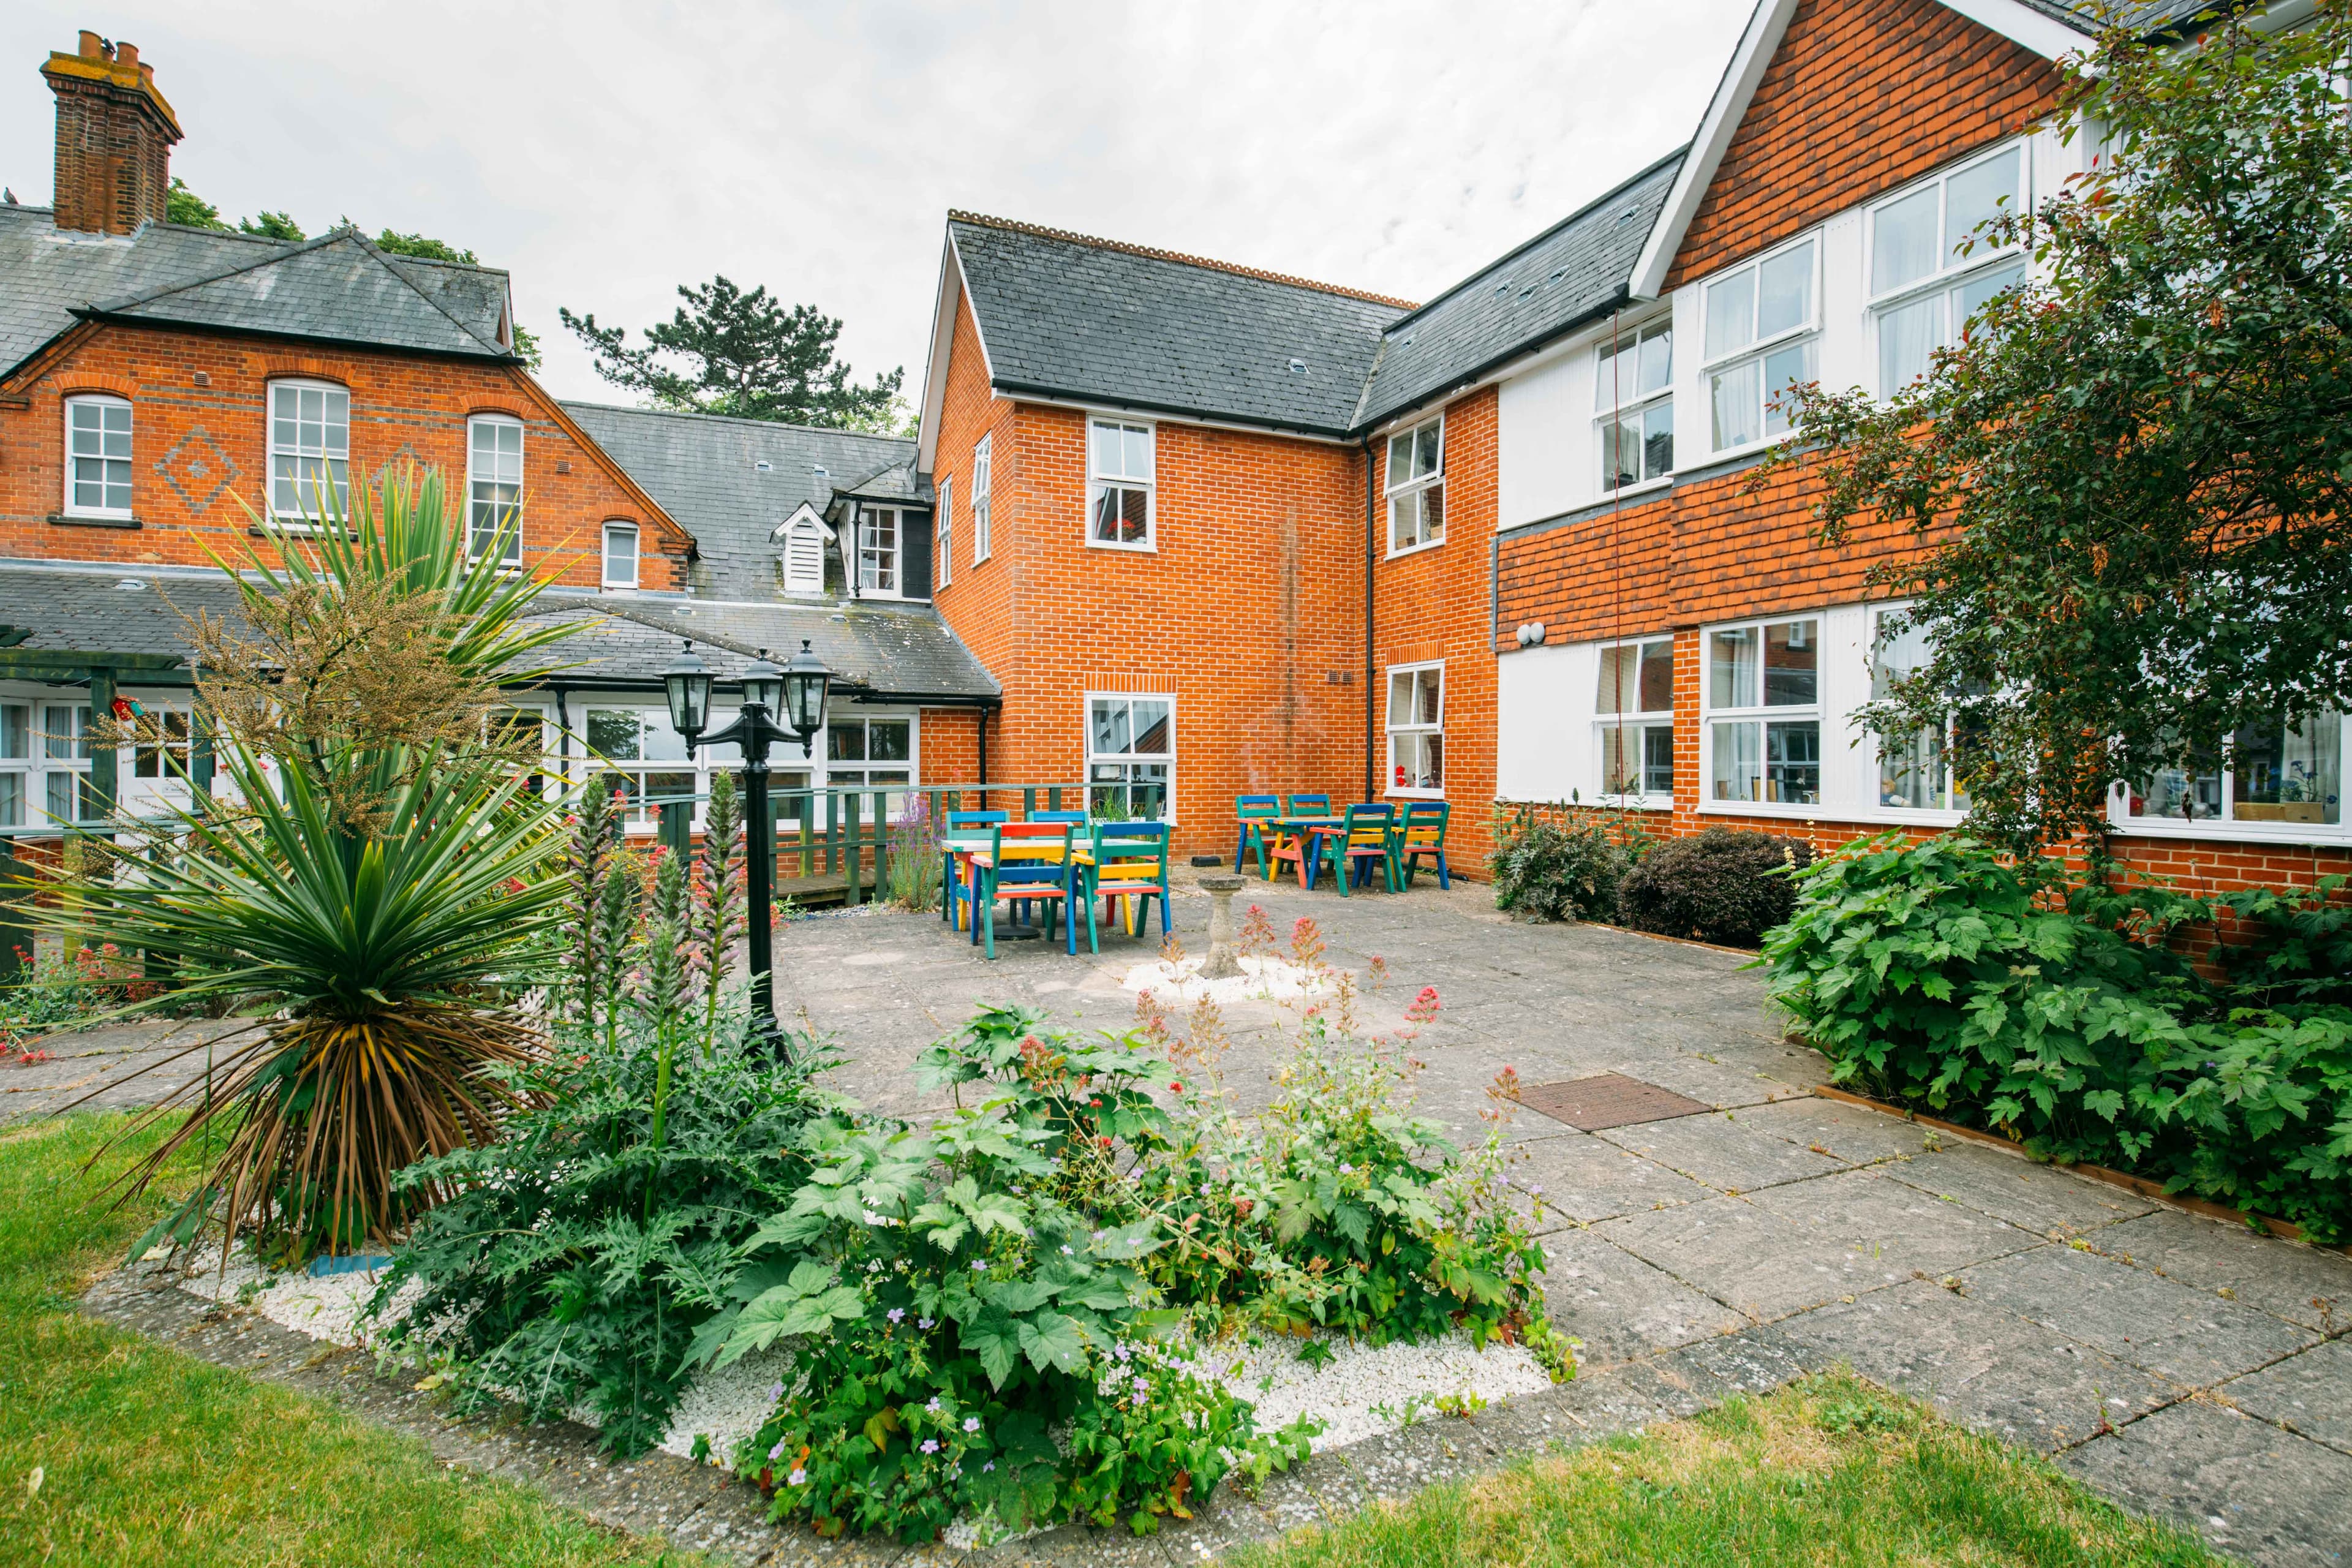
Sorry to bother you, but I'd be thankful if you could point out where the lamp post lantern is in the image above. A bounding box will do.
[663,638,832,1057]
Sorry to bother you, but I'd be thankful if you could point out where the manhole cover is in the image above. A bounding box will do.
[1520,1072,1710,1131]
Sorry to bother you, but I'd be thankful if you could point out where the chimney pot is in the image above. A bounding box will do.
[115,42,138,68]
[78,31,105,59]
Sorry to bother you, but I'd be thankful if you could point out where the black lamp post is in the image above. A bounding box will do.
[663,638,832,1055]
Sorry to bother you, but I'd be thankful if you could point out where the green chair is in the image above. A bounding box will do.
[1082,821,1172,951]
[1233,794,1281,876]
[971,821,1079,959]
[1313,803,1398,895]
[1393,801,1453,889]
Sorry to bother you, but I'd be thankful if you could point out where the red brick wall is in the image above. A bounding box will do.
[1374,386,1502,873]
[927,290,1370,859]
[0,322,688,591]
[1664,0,2065,290]
[918,706,983,787]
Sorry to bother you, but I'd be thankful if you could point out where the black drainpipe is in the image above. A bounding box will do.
[1362,437,1376,802]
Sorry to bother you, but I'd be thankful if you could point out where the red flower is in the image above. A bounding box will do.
[1169,1081,1184,1095]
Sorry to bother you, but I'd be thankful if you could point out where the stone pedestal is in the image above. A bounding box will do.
[1196,873,1245,979]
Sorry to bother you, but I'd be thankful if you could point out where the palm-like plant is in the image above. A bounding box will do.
[44,468,581,1260]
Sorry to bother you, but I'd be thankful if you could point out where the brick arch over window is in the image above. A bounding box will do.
[257,357,351,386]
[55,372,138,400]
[1663,0,2064,291]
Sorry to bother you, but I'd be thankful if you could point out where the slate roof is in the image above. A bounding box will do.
[562,402,918,602]
[1353,150,1686,430]
[948,214,1411,438]
[0,206,514,380]
[0,559,997,704]
[2014,0,2237,34]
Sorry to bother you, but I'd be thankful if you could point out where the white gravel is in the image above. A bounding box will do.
[169,1250,1550,1463]
[1122,954,1336,1006]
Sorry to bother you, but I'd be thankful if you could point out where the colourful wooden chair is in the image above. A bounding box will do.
[941,809,1006,927]
[1233,794,1281,876]
[1081,821,1172,951]
[1313,802,1398,895]
[1285,793,1332,816]
[1265,793,1335,884]
[1030,809,1090,824]
[970,821,1079,959]
[1393,801,1452,889]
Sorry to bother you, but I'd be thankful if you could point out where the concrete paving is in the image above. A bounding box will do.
[42,872,2352,1564]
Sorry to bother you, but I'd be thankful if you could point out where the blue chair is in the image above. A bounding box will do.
[1030,809,1090,824]
[1233,794,1281,876]
[1081,821,1172,951]
[942,810,1007,927]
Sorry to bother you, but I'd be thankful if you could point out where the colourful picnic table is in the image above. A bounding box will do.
[1259,814,1349,886]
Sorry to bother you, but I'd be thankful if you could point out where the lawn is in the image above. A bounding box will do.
[0,1112,703,1568]
[1233,1373,2224,1568]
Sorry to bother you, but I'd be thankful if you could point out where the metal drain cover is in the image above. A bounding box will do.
[1520,1072,1711,1131]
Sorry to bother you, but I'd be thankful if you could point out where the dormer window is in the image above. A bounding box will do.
[858,507,901,594]
[601,522,638,590]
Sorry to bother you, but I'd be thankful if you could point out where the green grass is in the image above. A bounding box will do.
[1232,1374,2226,1568]
[0,1114,703,1568]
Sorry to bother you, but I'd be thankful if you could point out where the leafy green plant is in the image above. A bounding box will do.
[1618,827,1814,949]
[1488,803,1651,923]
[1761,834,2352,1240]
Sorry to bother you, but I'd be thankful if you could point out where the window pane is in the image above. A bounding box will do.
[1765,720,1821,804]
[1416,423,1441,475]
[1129,699,1171,756]
[1642,399,1673,480]
[1756,241,1813,339]
[1124,424,1152,482]
[1642,723,1675,795]
[1420,482,1442,543]
[2231,712,2340,825]
[1390,669,1417,724]
[604,526,637,585]
[1710,628,1759,709]
[1705,267,1755,358]
[1711,720,1761,801]
[1600,725,1643,795]
[1956,262,2026,330]
[1944,148,2019,262]
[1387,431,1412,487]
[1390,491,1421,549]
[1872,612,1931,697]
[585,710,640,761]
[0,705,24,761]
[1600,418,1635,492]
[1763,620,1817,706]
[43,706,88,761]
[1762,341,1815,435]
[1597,646,1638,715]
[868,720,912,763]
[1879,293,1943,392]
[828,720,867,762]
[1874,186,1940,292]
[639,715,688,763]
[1637,323,1672,398]
[1638,639,1674,712]
[1595,339,1626,412]
[1091,698,1132,756]
[0,774,20,828]
[1711,360,1760,450]
[2132,763,2222,820]
[1880,723,1949,809]
[1091,421,1118,477]
[1391,731,1442,791]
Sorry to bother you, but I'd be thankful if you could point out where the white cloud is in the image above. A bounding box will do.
[1,1,1751,405]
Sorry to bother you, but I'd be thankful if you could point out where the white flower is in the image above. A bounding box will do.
[788,1468,807,1487]
[963,1416,982,1433]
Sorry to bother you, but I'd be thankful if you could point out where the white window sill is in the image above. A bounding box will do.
[1695,797,1830,821]
[1384,786,1445,801]
[1385,537,1444,561]
[601,584,638,595]
[61,507,135,522]
[1593,793,1676,812]
[1597,475,1673,502]
[1085,538,1156,554]
[2109,813,2350,849]
[1704,430,1800,466]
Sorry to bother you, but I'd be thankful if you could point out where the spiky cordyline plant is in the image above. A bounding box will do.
[45,465,581,1261]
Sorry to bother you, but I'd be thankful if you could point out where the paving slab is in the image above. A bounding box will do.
[2060,1398,2352,1568]
[1746,1168,2044,1281]
[1599,1194,1893,1320]
[1769,1278,2186,1452]
[1596,1110,1849,1194]
[1597,1054,1811,1112]
[1883,1143,2156,1237]
[2218,1340,2352,1457]
[1962,1244,2319,1387]
[1728,1095,1947,1165]
[1502,1131,1714,1225]
[2092,1209,2352,1336]
[1532,1226,1751,1367]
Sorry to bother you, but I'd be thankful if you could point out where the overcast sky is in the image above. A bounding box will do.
[4,1,1753,410]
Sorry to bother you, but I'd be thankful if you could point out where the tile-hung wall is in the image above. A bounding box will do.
[1493,116,2352,867]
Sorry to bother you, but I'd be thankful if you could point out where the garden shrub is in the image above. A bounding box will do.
[1488,804,1651,922]
[1762,834,2352,1241]
[1617,827,1814,948]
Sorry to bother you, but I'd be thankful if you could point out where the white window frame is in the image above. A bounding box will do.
[824,711,919,799]
[63,394,134,519]
[1594,320,1674,496]
[1085,691,1175,819]
[1700,614,1825,814]
[934,475,953,590]
[268,379,351,525]
[1868,142,2031,398]
[2109,714,2349,846]
[601,521,639,591]
[1700,232,1820,457]
[37,701,98,826]
[856,505,903,595]
[1384,414,1445,557]
[1085,417,1155,552]
[1867,605,1972,821]
[971,435,993,564]
[1594,636,1675,806]
[1384,662,1445,798]
[467,414,525,565]
[0,701,32,829]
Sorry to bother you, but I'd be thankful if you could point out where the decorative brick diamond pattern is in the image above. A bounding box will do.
[153,425,239,514]
[1520,1073,1711,1133]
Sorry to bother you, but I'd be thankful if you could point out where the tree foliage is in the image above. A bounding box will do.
[1765,4,2352,850]
[559,274,909,432]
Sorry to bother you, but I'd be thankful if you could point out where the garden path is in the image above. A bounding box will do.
[774,878,2352,1568]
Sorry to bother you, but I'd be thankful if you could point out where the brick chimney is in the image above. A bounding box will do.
[41,31,183,236]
